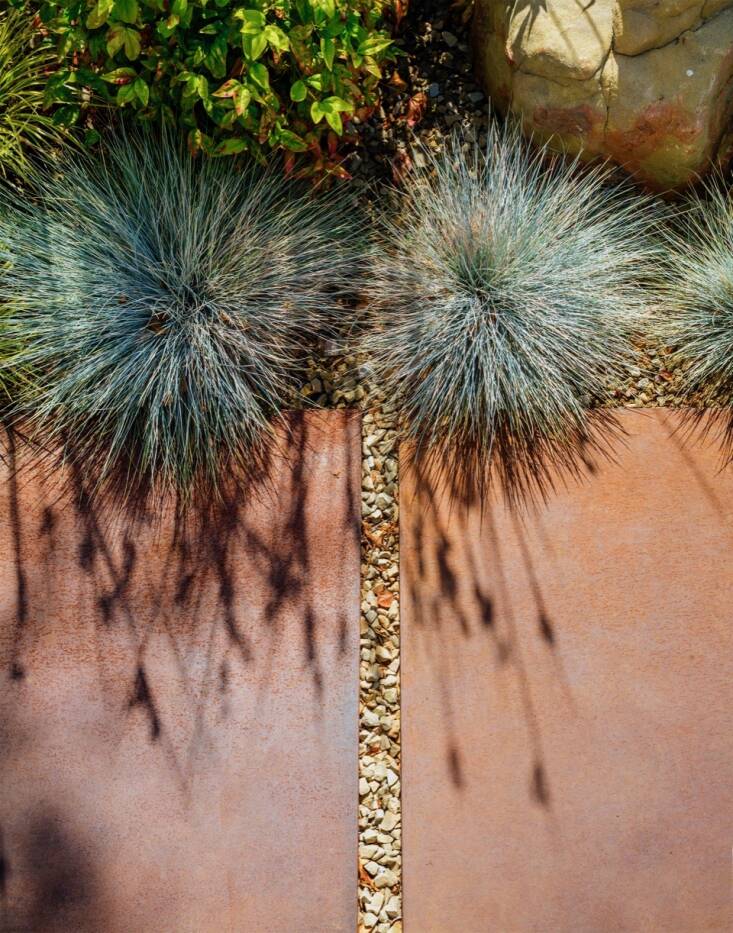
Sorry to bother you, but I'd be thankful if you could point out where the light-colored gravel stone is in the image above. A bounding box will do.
[357,399,402,933]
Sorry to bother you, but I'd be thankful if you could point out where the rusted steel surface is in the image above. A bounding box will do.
[0,411,360,933]
[401,410,733,933]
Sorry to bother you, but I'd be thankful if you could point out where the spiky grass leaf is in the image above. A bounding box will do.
[654,177,733,453]
[362,125,664,504]
[0,128,363,508]
[0,7,65,179]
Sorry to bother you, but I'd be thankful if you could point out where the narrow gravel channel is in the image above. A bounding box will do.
[358,403,402,931]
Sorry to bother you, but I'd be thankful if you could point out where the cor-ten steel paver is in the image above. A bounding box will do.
[0,411,360,933]
[401,410,733,933]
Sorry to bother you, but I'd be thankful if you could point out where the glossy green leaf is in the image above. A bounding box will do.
[320,35,335,70]
[212,137,247,155]
[310,99,323,123]
[322,95,351,113]
[248,61,269,89]
[236,8,266,32]
[212,78,239,97]
[290,79,307,102]
[244,30,267,60]
[86,0,114,28]
[113,0,139,24]
[101,65,137,82]
[263,24,289,50]
[325,109,342,133]
[116,81,137,104]
[133,76,149,105]
[358,34,392,56]
[105,25,125,55]
[52,103,81,125]
[123,26,141,59]
[277,128,307,151]
[234,84,251,115]
[205,36,228,78]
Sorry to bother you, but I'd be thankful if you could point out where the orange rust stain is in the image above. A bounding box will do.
[531,104,604,141]
[605,100,702,167]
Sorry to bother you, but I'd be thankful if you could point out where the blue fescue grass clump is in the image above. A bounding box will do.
[654,179,733,446]
[0,129,362,506]
[361,125,663,502]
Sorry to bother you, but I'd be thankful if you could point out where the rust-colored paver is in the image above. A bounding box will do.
[401,410,733,933]
[0,411,360,933]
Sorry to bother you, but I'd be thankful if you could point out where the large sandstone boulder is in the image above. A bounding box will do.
[473,0,733,189]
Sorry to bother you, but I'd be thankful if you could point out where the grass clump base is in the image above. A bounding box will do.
[0,128,362,510]
[362,124,663,504]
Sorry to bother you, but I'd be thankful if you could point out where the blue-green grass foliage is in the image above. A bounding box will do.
[0,128,362,505]
[362,124,664,501]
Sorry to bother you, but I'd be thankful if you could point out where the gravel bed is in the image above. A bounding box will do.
[357,402,401,933]
[348,0,488,190]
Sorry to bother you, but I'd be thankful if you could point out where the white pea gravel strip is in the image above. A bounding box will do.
[358,402,402,933]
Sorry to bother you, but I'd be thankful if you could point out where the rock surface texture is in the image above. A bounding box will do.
[473,0,733,189]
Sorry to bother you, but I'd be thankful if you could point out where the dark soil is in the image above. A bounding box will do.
[349,0,489,188]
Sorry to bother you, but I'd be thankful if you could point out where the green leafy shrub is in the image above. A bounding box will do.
[0,128,364,506]
[0,6,66,179]
[361,125,664,502]
[37,0,395,172]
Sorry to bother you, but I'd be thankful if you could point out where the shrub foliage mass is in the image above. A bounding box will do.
[38,0,394,172]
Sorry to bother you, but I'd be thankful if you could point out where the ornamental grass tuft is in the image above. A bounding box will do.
[0,128,362,507]
[654,178,733,453]
[361,124,663,503]
[0,6,64,179]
